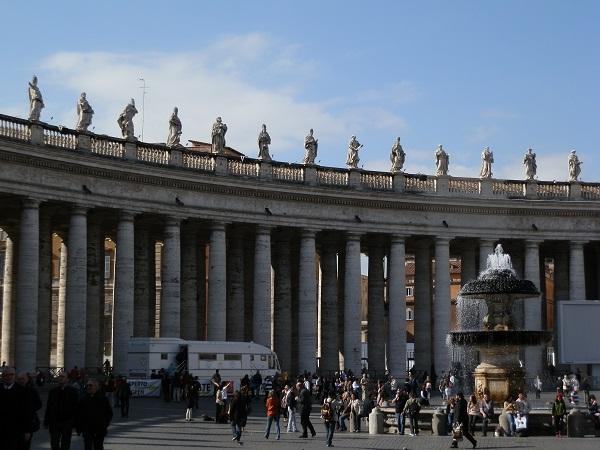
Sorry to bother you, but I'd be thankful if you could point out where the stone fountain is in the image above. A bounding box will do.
[448,244,551,402]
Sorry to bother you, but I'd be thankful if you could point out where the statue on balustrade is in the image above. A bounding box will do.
[568,150,582,182]
[303,128,318,165]
[390,137,405,173]
[117,98,138,140]
[435,144,449,176]
[523,148,537,181]
[479,146,494,179]
[76,92,94,132]
[257,124,272,161]
[28,75,44,121]
[166,107,182,148]
[346,135,363,169]
[211,116,227,154]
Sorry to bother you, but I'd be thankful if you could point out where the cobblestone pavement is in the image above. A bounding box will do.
[30,393,598,450]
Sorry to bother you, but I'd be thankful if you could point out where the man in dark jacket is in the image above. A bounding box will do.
[228,390,248,445]
[16,371,42,450]
[0,367,35,450]
[44,372,80,450]
[297,381,316,438]
[116,377,132,418]
[451,392,477,448]
[76,378,113,450]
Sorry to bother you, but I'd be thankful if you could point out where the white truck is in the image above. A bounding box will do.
[127,337,281,391]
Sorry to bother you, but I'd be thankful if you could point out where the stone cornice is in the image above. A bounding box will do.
[1,143,600,220]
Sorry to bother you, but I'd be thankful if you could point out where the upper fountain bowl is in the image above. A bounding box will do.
[459,268,539,298]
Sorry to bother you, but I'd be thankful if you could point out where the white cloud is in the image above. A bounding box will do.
[467,124,499,144]
[37,34,410,165]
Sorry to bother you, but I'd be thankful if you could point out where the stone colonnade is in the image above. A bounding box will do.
[0,198,592,379]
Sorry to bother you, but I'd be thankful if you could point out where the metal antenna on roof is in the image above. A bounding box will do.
[138,77,149,141]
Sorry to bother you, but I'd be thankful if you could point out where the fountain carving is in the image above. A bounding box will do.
[449,244,551,402]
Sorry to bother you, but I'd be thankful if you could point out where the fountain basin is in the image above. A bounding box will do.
[449,330,551,347]
[460,269,539,298]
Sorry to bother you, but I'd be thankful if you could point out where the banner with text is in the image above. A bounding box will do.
[128,379,161,397]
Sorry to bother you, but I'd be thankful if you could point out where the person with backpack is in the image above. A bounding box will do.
[551,392,567,437]
[321,397,336,448]
[403,391,421,436]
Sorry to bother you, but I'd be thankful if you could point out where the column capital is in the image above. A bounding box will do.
[165,217,182,228]
[479,238,496,246]
[570,240,588,247]
[118,210,137,222]
[435,236,452,245]
[300,228,318,239]
[21,198,41,209]
[209,221,227,232]
[525,239,544,248]
[345,231,362,241]
[390,233,408,243]
[255,224,272,235]
[71,204,89,215]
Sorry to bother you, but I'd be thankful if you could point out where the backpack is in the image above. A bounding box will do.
[321,403,333,421]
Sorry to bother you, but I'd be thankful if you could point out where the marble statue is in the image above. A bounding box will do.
[257,124,272,161]
[76,92,94,132]
[523,148,537,181]
[479,146,494,179]
[435,144,449,176]
[117,98,138,140]
[303,128,318,164]
[28,75,44,121]
[568,150,582,182]
[390,137,405,173]
[346,135,363,169]
[166,107,182,148]
[211,117,227,154]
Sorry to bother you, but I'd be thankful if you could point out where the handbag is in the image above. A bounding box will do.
[452,423,463,441]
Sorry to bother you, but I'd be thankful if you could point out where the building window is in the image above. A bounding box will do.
[406,287,414,297]
[224,354,241,361]
[160,353,168,360]
[406,308,414,321]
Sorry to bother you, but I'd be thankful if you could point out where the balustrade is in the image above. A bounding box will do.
[405,174,436,192]
[137,145,170,165]
[537,182,569,199]
[316,168,348,186]
[227,158,259,177]
[43,127,77,150]
[272,163,304,183]
[448,177,480,195]
[90,137,124,158]
[0,115,30,141]
[361,172,393,190]
[492,180,526,197]
[581,184,600,200]
[182,152,215,172]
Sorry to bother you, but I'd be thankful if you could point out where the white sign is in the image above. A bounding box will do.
[128,379,161,397]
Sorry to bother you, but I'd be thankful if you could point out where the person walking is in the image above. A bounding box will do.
[298,381,316,438]
[228,391,247,445]
[467,394,479,436]
[75,379,113,450]
[451,392,477,448]
[116,377,132,418]
[403,391,421,436]
[551,393,567,437]
[321,396,336,448]
[184,381,197,422]
[394,389,409,435]
[264,390,281,440]
[0,367,35,450]
[534,375,543,399]
[44,372,80,450]
[16,371,42,450]
[284,384,298,432]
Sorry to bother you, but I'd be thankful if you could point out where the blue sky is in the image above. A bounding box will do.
[1,0,598,181]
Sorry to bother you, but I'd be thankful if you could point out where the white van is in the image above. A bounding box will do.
[128,337,280,390]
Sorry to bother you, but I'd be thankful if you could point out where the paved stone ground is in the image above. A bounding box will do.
[30,392,598,450]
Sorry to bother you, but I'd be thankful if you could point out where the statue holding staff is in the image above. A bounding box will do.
[346,135,363,169]
[166,107,182,147]
[479,146,494,179]
[117,98,138,140]
[303,128,318,164]
[435,144,449,176]
[390,137,405,173]
[76,92,94,132]
[257,124,272,161]
[211,117,227,154]
[28,75,44,121]
[568,150,582,182]
[523,148,537,180]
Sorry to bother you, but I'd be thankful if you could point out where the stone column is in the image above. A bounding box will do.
[85,219,104,369]
[197,241,207,340]
[569,240,586,300]
[433,237,451,377]
[226,229,245,341]
[387,234,406,377]
[524,239,543,378]
[134,224,153,337]
[367,238,385,375]
[253,225,272,347]
[319,239,339,374]
[461,240,478,285]
[553,245,569,363]
[113,212,135,375]
[479,239,495,273]
[161,218,181,338]
[414,239,432,373]
[298,230,317,374]
[37,213,53,369]
[15,200,40,371]
[181,224,199,340]
[64,206,88,371]
[1,236,16,365]
[207,222,226,340]
[344,232,362,374]
[56,241,67,368]
[273,233,292,371]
